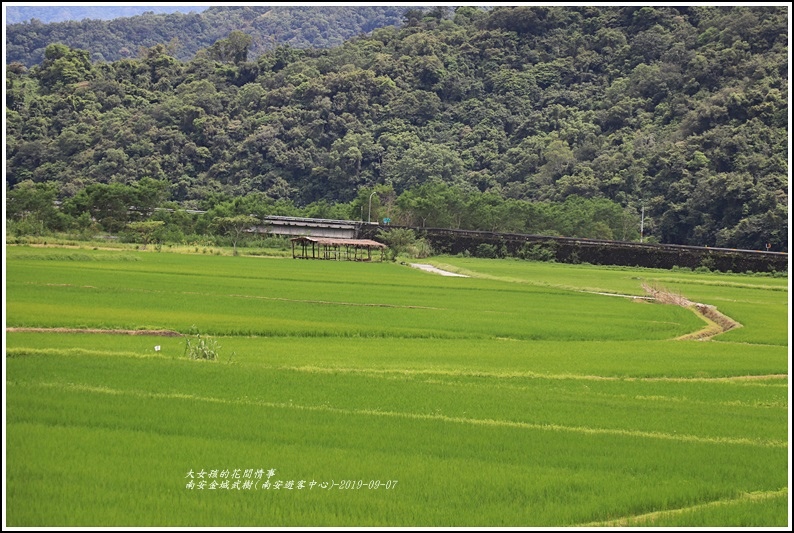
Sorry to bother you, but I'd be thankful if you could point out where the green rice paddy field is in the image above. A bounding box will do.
[4,246,791,527]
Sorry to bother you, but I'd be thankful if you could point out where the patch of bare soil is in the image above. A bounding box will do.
[642,283,742,340]
[408,263,469,277]
[7,327,183,337]
[26,243,124,252]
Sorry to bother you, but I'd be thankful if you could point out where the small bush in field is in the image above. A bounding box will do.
[183,327,219,361]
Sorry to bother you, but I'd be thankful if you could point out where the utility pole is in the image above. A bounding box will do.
[368,190,377,224]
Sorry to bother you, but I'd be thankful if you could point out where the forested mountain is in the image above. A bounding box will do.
[5,6,789,250]
[5,6,411,66]
[4,5,207,25]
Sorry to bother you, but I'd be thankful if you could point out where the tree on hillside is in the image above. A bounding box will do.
[207,30,253,64]
[33,43,92,93]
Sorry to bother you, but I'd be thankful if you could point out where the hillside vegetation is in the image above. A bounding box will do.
[4,5,206,25]
[5,6,789,250]
[5,6,409,66]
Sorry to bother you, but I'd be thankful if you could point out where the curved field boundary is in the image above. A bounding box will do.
[675,304,737,341]
[642,284,742,340]
[408,263,743,342]
[579,487,788,526]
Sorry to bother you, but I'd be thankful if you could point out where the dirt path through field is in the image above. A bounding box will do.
[408,263,470,277]
[641,283,742,340]
[407,264,741,341]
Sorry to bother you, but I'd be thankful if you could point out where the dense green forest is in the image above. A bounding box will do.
[5,6,410,66]
[5,6,789,251]
[4,5,206,25]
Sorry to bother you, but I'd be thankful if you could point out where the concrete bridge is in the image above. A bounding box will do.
[252,216,376,239]
[156,209,376,239]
